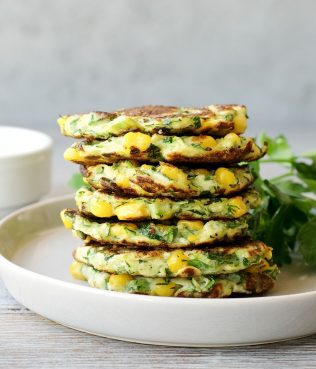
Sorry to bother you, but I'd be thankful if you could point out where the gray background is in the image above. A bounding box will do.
[1,0,316,191]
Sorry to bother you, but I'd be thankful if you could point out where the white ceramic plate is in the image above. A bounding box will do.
[0,196,316,347]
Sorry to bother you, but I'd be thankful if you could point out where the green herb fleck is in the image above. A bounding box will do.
[191,143,203,150]
[127,278,150,293]
[148,144,162,160]
[226,204,239,217]
[192,116,201,128]
[225,114,234,121]
[163,137,174,144]
[187,259,209,270]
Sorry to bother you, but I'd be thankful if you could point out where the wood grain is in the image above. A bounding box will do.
[1,281,316,369]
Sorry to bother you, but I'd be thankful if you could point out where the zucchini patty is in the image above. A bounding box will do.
[63,133,267,165]
[73,241,275,278]
[81,161,254,198]
[58,104,247,139]
[75,187,261,221]
[70,261,277,297]
[61,209,250,248]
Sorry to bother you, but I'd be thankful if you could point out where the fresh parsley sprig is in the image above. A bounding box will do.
[250,134,316,266]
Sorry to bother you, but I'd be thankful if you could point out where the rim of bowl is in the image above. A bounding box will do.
[0,126,52,160]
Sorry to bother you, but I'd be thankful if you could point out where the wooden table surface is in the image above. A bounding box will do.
[1,280,316,369]
[1,147,316,369]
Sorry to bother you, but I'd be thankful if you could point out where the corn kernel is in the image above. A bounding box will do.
[178,220,204,231]
[234,110,247,134]
[69,261,86,281]
[90,200,114,218]
[228,197,248,218]
[111,223,137,237]
[108,274,134,292]
[153,279,176,297]
[64,147,83,162]
[123,132,151,152]
[126,223,138,231]
[195,135,217,149]
[140,164,152,172]
[194,168,210,176]
[110,224,126,237]
[116,174,131,188]
[167,250,189,273]
[159,163,187,182]
[60,210,73,229]
[224,132,241,146]
[215,167,237,189]
[116,203,150,220]
[187,234,198,243]
[57,116,67,129]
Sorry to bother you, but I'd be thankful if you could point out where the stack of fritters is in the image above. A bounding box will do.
[58,105,279,298]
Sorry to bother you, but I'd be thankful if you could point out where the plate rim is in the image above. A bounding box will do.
[0,194,316,305]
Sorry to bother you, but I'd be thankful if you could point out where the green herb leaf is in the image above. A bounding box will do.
[260,134,293,161]
[262,204,292,265]
[187,259,209,270]
[297,218,316,266]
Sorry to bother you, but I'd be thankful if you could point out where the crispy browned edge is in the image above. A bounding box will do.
[74,259,274,297]
[81,233,248,249]
[80,164,254,199]
[62,111,116,120]
[60,105,248,138]
[73,241,270,279]
[117,105,245,119]
[75,240,268,256]
[70,140,265,166]
[186,273,274,298]
[65,208,249,248]
[65,105,245,120]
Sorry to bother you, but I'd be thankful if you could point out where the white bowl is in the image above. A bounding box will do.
[0,126,52,209]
